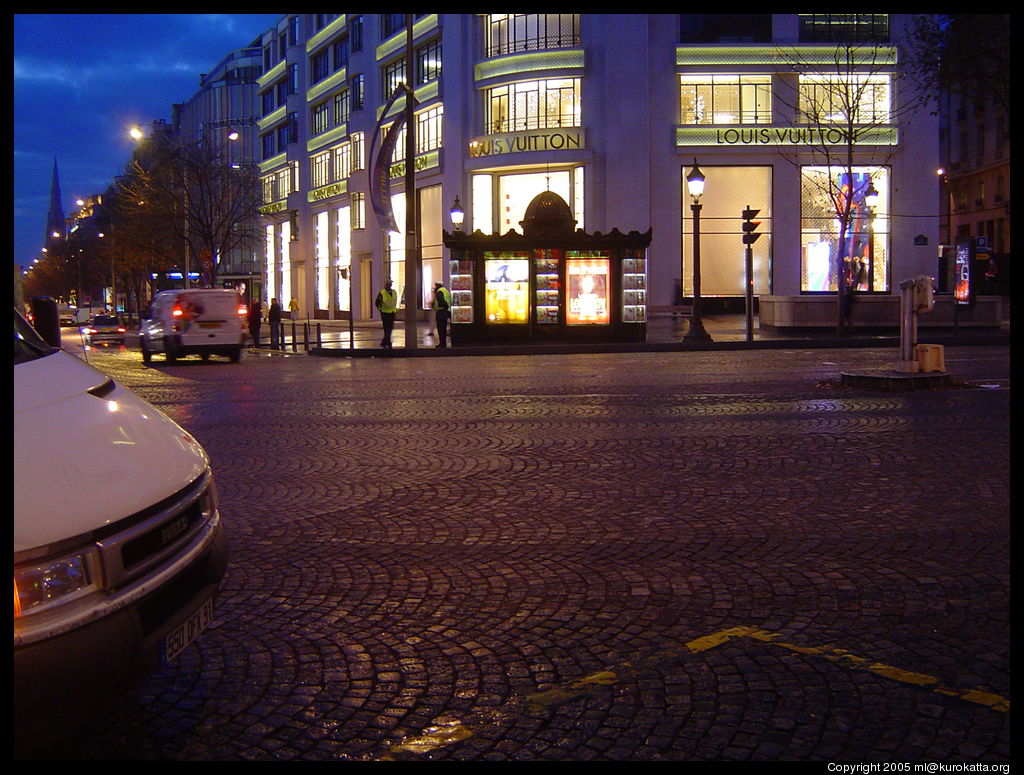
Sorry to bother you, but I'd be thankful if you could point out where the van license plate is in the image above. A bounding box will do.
[199,322,220,329]
[164,596,214,663]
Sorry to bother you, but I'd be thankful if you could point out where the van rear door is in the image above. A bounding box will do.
[175,291,242,341]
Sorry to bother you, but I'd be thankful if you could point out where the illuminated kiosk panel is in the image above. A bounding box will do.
[443,191,650,346]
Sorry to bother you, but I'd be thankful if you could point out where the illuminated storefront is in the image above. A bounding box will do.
[249,14,941,336]
[444,192,650,345]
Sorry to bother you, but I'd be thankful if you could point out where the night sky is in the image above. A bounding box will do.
[13,13,282,272]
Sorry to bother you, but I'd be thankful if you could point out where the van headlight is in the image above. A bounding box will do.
[14,549,99,618]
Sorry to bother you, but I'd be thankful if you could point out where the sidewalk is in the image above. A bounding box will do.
[259,310,1009,358]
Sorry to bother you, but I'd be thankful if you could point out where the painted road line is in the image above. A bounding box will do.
[686,627,1010,713]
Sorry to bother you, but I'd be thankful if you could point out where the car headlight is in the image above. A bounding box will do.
[14,549,99,618]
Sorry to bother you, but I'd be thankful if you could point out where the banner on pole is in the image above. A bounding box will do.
[369,86,414,234]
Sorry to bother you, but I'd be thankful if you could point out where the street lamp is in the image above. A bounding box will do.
[864,181,879,293]
[450,196,465,231]
[683,159,712,342]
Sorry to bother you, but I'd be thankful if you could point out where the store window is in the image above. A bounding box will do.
[800,166,889,293]
[335,205,351,311]
[680,75,772,125]
[315,211,330,310]
[682,166,772,298]
[386,184,442,309]
[798,74,891,125]
[485,78,581,134]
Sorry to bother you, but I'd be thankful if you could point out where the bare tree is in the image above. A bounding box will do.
[116,134,261,287]
[904,15,1010,126]
[774,42,927,335]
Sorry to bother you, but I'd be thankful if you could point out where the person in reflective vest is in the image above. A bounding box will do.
[434,282,452,348]
[375,279,398,349]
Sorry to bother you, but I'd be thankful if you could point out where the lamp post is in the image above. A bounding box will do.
[683,159,711,342]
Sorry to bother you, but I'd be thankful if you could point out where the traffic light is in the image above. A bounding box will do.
[741,207,761,245]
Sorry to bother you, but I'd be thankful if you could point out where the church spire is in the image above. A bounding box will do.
[45,157,65,250]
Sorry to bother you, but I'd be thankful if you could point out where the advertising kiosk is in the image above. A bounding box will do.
[443,192,651,346]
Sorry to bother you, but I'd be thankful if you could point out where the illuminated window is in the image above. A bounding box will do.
[800,166,889,292]
[681,166,772,297]
[351,133,365,171]
[311,152,330,188]
[388,106,444,159]
[484,14,580,57]
[333,143,352,181]
[485,78,581,134]
[680,75,772,125]
[315,211,330,309]
[799,73,891,125]
[350,193,365,229]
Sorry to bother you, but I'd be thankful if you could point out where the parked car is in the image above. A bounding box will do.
[82,314,127,345]
[139,289,247,363]
[14,301,228,755]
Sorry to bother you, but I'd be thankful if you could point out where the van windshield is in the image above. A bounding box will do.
[14,309,57,365]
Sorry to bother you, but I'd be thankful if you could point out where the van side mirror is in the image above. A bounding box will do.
[29,296,62,348]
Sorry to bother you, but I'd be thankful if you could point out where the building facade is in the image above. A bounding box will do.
[254,13,941,328]
[938,84,1010,296]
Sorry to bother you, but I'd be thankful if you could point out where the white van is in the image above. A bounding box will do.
[14,303,228,754]
[139,288,247,363]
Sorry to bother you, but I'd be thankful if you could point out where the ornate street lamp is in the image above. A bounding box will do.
[683,159,711,342]
[450,196,465,231]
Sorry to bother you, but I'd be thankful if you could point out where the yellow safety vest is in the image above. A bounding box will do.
[436,286,451,310]
[377,288,398,313]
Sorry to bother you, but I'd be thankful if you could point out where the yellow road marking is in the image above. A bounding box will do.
[692,626,1009,713]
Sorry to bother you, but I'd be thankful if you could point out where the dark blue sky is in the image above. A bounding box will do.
[14,13,282,271]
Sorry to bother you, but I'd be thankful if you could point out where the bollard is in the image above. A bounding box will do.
[291,319,297,351]
[303,322,310,352]
[316,323,322,349]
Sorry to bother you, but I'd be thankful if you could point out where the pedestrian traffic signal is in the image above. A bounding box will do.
[741,207,761,245]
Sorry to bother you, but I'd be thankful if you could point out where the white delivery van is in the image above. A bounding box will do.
[139,288,247,363]
[14,302,228,754]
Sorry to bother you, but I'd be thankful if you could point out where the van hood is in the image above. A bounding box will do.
[14,351,210,552]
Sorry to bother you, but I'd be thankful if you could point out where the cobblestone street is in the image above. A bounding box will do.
[46,344,1010,761]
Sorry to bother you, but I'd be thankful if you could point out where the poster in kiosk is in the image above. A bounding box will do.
[443,191,652,346]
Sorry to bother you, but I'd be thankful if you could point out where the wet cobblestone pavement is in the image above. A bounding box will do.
[39,344,1010,761]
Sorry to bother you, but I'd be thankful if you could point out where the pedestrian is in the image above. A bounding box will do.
[268,297,282,349]
[289,297,300,320]
[375,279,398,349]
[433,281,451,348]
[247,297,263,346]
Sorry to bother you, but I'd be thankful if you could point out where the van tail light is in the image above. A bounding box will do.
[238,305,247,317]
